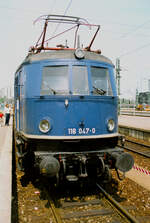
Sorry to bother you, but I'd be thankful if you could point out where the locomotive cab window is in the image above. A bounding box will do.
[72,66,89,95]
[41,66,69,95]
[91,67,113,96]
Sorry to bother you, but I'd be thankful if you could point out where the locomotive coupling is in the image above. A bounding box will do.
[39,156,60,177]
[111,152,134,172]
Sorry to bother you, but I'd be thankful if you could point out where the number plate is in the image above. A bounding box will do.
[67,128,96,135]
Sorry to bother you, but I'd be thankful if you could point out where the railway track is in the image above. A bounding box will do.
[46,182,139,223]
[12,126,148,223]
[13,150,149,223]
[120,110,150,117]
[118,136,150,158]
[13,166,150,223]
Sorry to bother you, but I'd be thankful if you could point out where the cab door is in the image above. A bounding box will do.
[15,69,24,131]
[14,74,20,131]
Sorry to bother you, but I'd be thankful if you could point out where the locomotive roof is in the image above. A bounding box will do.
[15,15,115,73]
[23,50,114,65]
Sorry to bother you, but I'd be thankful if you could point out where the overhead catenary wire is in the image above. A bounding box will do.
[119,41,150,58]
[51,0,73,37]
[120,18,150,39]
[49,0,57,14]
[64,0,73,15]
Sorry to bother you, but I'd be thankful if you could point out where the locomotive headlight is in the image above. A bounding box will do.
[107,119,115,132]
[74,48,85,59]
[39,119,51,133]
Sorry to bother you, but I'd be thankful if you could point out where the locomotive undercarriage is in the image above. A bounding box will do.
[15,135,134,184]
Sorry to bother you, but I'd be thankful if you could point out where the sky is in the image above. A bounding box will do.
[1,0,150,99]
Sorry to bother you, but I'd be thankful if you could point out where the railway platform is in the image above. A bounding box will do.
[118,115,150,191]
[0,121,12,223]
[118,115,150,143]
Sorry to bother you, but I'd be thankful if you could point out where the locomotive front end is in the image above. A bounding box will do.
[14,15,134,184]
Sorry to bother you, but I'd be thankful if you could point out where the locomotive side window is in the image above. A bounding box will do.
[14,75,19,97]
[72,66,89,95]
[41,66,69,95]
[91,67,113,96]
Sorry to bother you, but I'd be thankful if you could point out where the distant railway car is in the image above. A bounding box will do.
[137,92,150,111]
[14,15,134,184]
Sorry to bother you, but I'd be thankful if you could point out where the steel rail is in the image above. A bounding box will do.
[96,183,139,223]
[125,146,150,158]
[120,110,150,117]
[47,192,63,223]
[124,146,150,158]
[125,138,150,149]
[119,143,150,158]
[46,182,139,222]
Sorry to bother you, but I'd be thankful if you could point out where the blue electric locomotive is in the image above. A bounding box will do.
[14,15,134,184]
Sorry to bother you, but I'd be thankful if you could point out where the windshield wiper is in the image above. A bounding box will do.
[93,86,106,95]
[43,81,57,95]
[49,87,56,94]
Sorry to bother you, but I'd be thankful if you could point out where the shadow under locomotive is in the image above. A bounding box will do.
[19,170,127,211]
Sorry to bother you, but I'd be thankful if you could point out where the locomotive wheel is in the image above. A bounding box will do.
[101,166,112,183]
[17,157,24,171]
